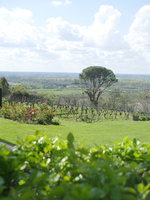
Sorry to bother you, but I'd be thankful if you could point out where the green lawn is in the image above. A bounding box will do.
[0,118,150,148]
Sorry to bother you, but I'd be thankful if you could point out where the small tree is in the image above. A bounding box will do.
[11,84,28,95]
[0,77,10,97]
[79,66,118,108]
[138,91,150,114]
[0,88,2,108]
[108,89,121,110]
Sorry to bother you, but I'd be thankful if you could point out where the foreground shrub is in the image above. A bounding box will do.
[1,133,150,199]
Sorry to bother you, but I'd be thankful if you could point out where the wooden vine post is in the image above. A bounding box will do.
[0,88,2,108]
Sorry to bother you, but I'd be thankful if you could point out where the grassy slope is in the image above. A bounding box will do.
[0,118,150,148]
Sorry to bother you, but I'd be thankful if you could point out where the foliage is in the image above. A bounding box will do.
[139,116,147,121]
[1,133,150,199]
[79,66,118,108]
[133,113,140,117]
[0,77,10,96]
[11,84,28,95]
[146,116,150,121]
[0,88,2,108]
[0,99,144,124]
[0,102,55,125]
[2,71,150,91]
[139,116,150,121]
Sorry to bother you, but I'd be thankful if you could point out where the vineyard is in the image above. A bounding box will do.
[0,99,150,124]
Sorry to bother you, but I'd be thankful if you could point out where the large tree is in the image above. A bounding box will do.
[79,66,118,108]
[0,77,10,97]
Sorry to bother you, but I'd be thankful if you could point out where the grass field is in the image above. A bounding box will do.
[0,118,150,148]
[29,88,83,95]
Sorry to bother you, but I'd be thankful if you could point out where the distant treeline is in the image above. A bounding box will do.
[1,72,150,90]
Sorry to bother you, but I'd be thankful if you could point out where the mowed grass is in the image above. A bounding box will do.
[0,118,150,148]
[29,88,82,95]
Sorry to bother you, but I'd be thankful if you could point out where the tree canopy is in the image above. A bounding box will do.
[0,77,10,97]
[11,84,28,95]
[79,66,118,108]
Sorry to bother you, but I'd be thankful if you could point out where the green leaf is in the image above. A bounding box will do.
[24,136,34,143]
[49,185,65,198]
[20,190,35,200]
[112,187,121,200]
[19,180,25,185]
[130,162,138,169]
[143,190,150,199]
[63,176,70,181]
[67,132,74,149]
[77,147,89,155]
[137,183,144,193]
[44,146,49,154]
[111,176,127,185]
[90,187,106,199]
[67,132,74,143]
[0,177,4,185]
[0,148,10,156]
[143,184,150,192]
[16,139,22,144]
[122,194,137,200]
[133,152,140,158]
[133,138,137,146]
[122,136,128,143]
[35,130,41,137]
[126,187,137,195]
[40,162,46,167]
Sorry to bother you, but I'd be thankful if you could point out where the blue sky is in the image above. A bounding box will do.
[0,0,150,74]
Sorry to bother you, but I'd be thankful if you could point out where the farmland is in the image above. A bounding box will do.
[29,88,83,95]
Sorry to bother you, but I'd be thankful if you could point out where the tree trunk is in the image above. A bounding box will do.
[93,100,98,110]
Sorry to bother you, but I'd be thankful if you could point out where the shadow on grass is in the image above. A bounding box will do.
[0,139,15,146]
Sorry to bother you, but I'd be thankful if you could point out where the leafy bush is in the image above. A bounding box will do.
[139,116,147,121]
[51,117,60,125]
[139,116,149,121]
[146,116,150,121]
[11,84,28,95]
[1,133,150,199]
[0,102,55,125]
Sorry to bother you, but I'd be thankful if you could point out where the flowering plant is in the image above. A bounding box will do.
[133,113,139,117]
[0,102,54,125]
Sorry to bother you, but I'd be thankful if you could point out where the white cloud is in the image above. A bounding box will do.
[83,5,129,50]
[45,17,85,41]
[52,1,63,6]
[65,0,72,4]
[52,0,72,6]
[124,5,150,63]
[1,5,150,73]
[0,8,43,48]
[0,7,33,23]
[45,6,128,50]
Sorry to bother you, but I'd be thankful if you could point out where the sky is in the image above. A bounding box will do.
[0,0,150,74]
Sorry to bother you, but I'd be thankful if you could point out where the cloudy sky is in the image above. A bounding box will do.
[0,0,150,74]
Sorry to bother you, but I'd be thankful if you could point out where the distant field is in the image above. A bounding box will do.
[29,88,83,95]
[1,118,150,148]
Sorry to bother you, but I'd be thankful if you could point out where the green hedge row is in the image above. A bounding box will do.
[1,132,150,200]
